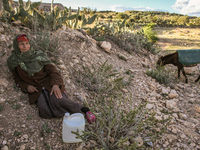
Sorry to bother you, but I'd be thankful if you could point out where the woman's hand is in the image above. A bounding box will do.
[27,85,38,93]
[50,85,62,99]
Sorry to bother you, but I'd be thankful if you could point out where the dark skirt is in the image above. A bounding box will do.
[36,89,83,119]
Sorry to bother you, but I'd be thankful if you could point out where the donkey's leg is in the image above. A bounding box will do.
[178,67,181,78]
[195,64,200,82]
[181,67,188,83]
[195,75,200,82]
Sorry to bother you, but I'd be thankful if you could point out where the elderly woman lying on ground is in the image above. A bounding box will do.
[7,34,96,123]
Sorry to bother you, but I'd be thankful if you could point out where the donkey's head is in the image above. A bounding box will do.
[156,56,165,67]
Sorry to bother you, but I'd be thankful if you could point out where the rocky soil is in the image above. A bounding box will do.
[0,25,200,150]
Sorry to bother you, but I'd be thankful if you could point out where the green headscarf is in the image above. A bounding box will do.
[7,34,52,76]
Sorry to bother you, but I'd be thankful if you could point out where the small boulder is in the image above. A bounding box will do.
[100,41,111,53]
[11,20,21,26]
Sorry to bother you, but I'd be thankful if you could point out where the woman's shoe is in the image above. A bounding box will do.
[86,111,96,124]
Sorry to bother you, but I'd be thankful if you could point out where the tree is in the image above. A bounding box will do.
[177,15,189,25]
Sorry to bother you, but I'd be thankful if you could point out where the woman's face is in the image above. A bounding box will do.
[18,41,30,53]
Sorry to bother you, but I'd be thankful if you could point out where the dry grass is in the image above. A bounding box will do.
[155,27,200,54]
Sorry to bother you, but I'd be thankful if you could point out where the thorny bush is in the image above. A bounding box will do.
[73,94,171,150]
[74,60,124,95]
[146,66,175,86]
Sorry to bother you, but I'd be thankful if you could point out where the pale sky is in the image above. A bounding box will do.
[24,0,200,17]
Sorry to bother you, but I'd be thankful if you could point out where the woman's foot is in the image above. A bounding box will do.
[86,111,96,124]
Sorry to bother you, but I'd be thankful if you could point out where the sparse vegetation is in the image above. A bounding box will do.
[13,131,22,136]
[146,66,175,85]
[42,122,51,133]
[74,60,124,95]
[28,29,60,53]
[72,95,171,149]
[0,105,3,112]
[0,1,199,150]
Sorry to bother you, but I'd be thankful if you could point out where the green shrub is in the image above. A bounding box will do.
[142,25,158,43]
[74,60,124,95]
[146,23,155,29]
[78,15,82,20]
[178,15,189,25]
[107,15,113,19]
[128,18,135,23]
[108,30,157,54]
[29,29,60,53]
[146,66,175,85]
[73,95,171,149]
[116,13,129,19]
[99,14,106,19]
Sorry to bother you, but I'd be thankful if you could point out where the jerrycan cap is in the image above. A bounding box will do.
[65,113,70,117]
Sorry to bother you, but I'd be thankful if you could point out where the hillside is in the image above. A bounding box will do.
[0,25,200,150]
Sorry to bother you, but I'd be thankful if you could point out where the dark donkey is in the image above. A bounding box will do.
[157,51,200,83]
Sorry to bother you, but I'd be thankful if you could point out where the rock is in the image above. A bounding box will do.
[23,134,28,139]
[179,113,187,120]
[166,100,177,109]
[81,57,87,62]
[149,84,157,90]
[190,118,199,124]
[154,115,162,121]
[21,124,26,128]
[76,94,86,103]
[90,140,97,146]
[180,133,187,139]
[123,141,130,146]
[182,121,196,128]
[84,144,91,149]
[100,41,111,53]
[2,140,7,145]
[0,27,4,33]
[76,143,84,150]
[146,103,154,109]
[61,25,67,30]
[195,106,200,113]
[130,137,143,147]
[184,67,196,74]
[0,35,7,42]
[57,64,66,70]
[172,113,178,119]
[122,88,128,93]
[163,115,169,119]
[167,134,177,142]
[0,78,9,87]
[73,59,79,64]
[11,20,21,26]
[89,37,96,44]
[109,137,114,143]
[172,107,180,112]
[143,58,149,64]
[171,127,178,134]
[168,90,178,98]
[188,93,195,98]
[141,62,149,68]
[162,88,169,94]
[19,144,26,150]
[97,54,102,57]
[117,53,127,61]
[0,98,6,103]
[1,146,8,150]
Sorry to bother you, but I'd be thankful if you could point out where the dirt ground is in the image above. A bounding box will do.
[155,27,200,54]
[0,26,200,150]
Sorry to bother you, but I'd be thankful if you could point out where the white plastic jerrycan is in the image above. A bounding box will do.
[62,112,85,143]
